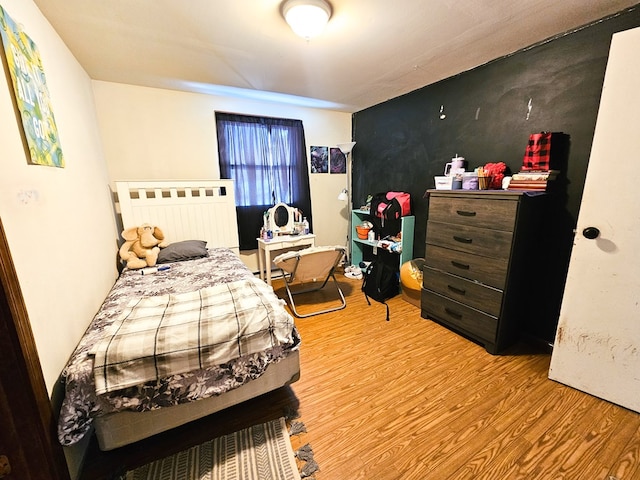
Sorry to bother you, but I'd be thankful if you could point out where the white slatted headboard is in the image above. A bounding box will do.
[115,180,240,255]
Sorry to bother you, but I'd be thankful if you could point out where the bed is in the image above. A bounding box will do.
[57,180,301,451]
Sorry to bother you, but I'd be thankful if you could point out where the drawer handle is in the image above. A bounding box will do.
[447,285,466,295]
[453,235,473,244]
[451,260,470,270]
[456,210,477,217]
[444,307,463,319]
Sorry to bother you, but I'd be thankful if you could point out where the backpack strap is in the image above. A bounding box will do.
[362,270,371,306]
[363,293,390,321]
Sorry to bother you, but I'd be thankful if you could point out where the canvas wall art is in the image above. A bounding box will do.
[310,146,328,173]
[0,6,65,167]
[330,147,346,174]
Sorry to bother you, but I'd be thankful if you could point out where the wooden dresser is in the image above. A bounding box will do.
[421,190,550,354]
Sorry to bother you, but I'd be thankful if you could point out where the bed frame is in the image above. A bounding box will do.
[91,180,300,451]
[93,351,300,450]
[115,180,240,255]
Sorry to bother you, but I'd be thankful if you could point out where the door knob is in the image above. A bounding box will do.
[0,455,10,477]
[582,227,600,239]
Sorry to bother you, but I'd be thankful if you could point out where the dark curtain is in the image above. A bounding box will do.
[216,112,312,250]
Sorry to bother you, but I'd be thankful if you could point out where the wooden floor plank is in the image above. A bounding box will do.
[606,423,640,480]
[79,272,640,480]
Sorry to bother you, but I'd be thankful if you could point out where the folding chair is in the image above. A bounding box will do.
[273,246,347,318]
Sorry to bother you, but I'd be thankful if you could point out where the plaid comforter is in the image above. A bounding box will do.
[57,248,299,447]
[92,277,295,394]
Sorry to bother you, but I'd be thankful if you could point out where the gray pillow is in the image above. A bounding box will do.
[157,240,208,264]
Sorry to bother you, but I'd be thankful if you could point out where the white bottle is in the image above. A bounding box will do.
[302,217,309,235]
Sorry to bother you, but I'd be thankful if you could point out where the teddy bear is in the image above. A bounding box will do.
[118,223,169,269]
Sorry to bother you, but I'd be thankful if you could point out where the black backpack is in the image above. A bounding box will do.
[362,261,399,321]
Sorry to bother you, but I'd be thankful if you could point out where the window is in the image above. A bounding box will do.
[216,112,312,250]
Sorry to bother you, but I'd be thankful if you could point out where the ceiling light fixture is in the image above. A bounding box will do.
[282,0,332,40]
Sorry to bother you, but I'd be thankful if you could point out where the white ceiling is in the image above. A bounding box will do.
[33,0,639,113]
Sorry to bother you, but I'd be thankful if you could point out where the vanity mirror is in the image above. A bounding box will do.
[266,202,298,234]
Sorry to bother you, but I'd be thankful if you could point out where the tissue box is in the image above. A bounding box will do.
[434,176,453,190]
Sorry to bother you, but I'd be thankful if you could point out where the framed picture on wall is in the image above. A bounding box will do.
[0,6,65,168]
[330,147,346,174]
[310,146,328,173]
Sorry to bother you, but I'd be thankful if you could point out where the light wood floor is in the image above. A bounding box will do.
[80,272,640,480]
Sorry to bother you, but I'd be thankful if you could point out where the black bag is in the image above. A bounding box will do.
[362,261,399,321]
[369,192,411,238]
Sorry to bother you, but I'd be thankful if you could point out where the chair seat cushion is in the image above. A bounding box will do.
[273,245,345,264]
[274,246,345,284]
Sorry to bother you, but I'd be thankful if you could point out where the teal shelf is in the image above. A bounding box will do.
[351,209,414,267]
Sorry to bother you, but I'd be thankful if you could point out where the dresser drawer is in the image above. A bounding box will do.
[427,221,513,259]
[424,244,508,289]
[421,290,498,343]
[422,266,503,316]
[428,196,518,231]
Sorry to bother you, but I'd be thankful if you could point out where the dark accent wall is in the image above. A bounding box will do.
[352,6,640,260]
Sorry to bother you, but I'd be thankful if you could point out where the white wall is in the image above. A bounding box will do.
[92,81,353,268]
[0,3,350,475]
[0,0,117,394]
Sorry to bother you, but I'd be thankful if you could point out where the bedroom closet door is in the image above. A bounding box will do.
[548,26,640,413]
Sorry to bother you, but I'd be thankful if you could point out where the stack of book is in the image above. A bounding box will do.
[507,170,559,191]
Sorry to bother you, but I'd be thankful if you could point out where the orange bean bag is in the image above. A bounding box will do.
[400,258,424,308]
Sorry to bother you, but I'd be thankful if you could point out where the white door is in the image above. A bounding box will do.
[548,26,640,413]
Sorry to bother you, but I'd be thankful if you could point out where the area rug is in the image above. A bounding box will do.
[125,417,302,480]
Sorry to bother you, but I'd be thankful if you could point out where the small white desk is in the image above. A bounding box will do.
[257,234,316,285]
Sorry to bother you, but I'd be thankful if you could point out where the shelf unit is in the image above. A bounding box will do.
[351,209,415,268]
